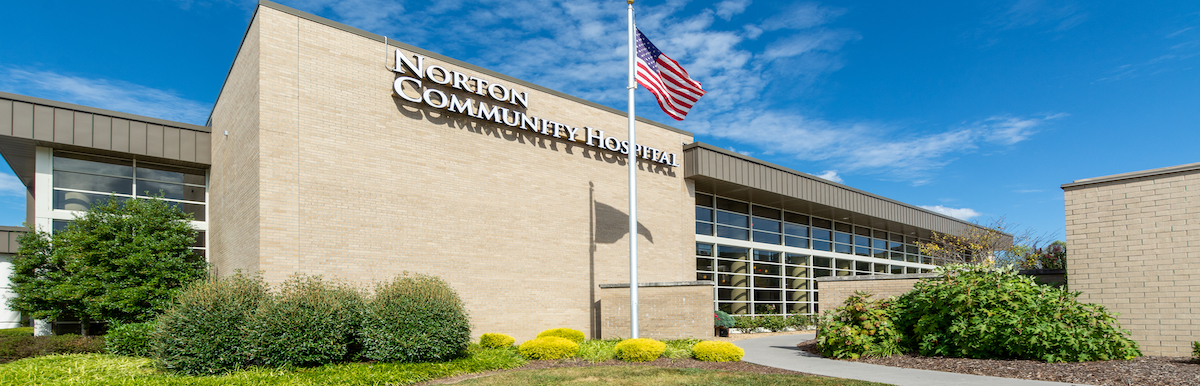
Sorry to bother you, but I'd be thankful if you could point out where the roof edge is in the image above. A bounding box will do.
[0,91,211,133]
[1061,161,1200,190]
[683,142,992,233]
[250,0,691,137]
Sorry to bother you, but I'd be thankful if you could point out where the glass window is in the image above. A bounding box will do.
[813,268,831,277]
[717,246,749,260]
[696,207,712,222]
[697,258,714,271]
[855,261,871,272]
[874,264,888,273]
[138,181,206,202]
[751,218,779,232]
[783,223,808,237]
[787,266,809,278]
[754,289,782,301]
[907,254,918,263]
[834,232,852,244]
[854,235,870,247]
[891,265,904,274]
[165,201,206,221]
[873,249,889,259]
[54,153,133,177]
[713,211,747,227]
[715,197,749,214]
[812,240,832,251]
[872,239,887,249]
[717,288,750,301]
[906,245,919,254]
[754,303,783,314]
[695,193,713,207]
[889,241,904,251]
[784,236,808,249]
[52,220,72,232]
[696,222,713,236]
[813,256,832,268]
[136,164,205,185]
[53,171,133,194]
[834,222,852,233]
[715,226,748,240]
[854,226,871,237]
[785,253,809,266]
[752,205,781,220]
[753,250,781,263]
[696,243,713,256]
[784,212,809,225]
[855,247,871,257]
[754,263,781,276]
[834,243,852,254]
[811,217,832,230]
[787,278,810,289]
[697,272,713,281]
[812,229,831,241]
[718,274,749,288]
[834,259,852,271]
[890,233,904,242]
[193,231,206,247]
[752,231,780,245]
[787,301,810,314]
[53,191,128,211]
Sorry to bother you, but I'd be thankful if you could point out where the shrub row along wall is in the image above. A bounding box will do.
[598,281,712,340]
[815,274,938,314]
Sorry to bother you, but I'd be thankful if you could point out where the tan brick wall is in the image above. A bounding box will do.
[208,16,261,277]
[816,275,933,313]
[210,6,695,342]
[599,283,713,341]
[1064,169,1200,357]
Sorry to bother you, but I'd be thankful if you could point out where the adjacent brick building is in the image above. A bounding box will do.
[1063,162,1200,357]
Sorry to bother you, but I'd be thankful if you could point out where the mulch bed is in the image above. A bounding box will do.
[797,339,1200,386]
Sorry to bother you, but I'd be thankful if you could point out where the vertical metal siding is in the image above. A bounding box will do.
[180,130,196,162]
[12,102,33,138]
[147,124,164,157]
[164,127,181,159]
[0,100,11,136]
[34,105,54,141]
[93,116,112,150]
[112,119,130,152]
[195,132,211,164]
[73,111,93,147]
[53,108,74,144]
[129,121,147,155]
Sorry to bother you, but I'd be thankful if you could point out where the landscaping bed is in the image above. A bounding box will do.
[798,339,1200,386]
[419,356,849,385]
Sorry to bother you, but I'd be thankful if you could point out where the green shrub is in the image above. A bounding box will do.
[692,341,743,362]
[1193,342,1199,361]
[713,311,735,328]
[731,315,759,332]
[360,273,471,362]
[245,275,364,367]
[0,327,33,338]
[0,334,106,363]
[105,322,155,357]
[480,333,516,349]
[815,291,904,359]
[518,336,579,360]
[578,339,619,362]
[758,315,790,332]
[536,328,585,344]
[152,273,269,375]
[893,264,1141,362]
[786,314,817,330]
[614,338,666,362]
[663,338,700,359]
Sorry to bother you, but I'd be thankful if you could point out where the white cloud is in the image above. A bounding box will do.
[813,170,843,183]
[977,113,1067,145]
[0,173,26,198]
[920,205,982,221]
[993,0,1087,32]
[0,67,211,125]
[714,0,751,21]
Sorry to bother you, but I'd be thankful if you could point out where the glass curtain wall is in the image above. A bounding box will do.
[695,193,940,316]
[50,150,207,257]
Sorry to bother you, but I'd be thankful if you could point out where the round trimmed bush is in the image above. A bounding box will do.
[518,336,579,360]
[360,273,471,362]
[152,274,269,375]
[105,322,155,357]
[614,338,666,362]
[245,275,364,367]
[536,328,585,344]
[480,333,515,349]
[692,341,744,362]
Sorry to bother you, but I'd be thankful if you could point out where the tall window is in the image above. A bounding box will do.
[52,151,206,221]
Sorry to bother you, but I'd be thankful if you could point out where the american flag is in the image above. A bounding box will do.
[635,28,706,121]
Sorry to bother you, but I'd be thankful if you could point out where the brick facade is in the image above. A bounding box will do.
[814,274,937,313]
[1063,163,1200,357]
[598,282,714,340]
[208,5,695,342]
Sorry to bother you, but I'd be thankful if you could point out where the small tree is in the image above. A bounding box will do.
[918,218,1049,267]
[8,196,207,336]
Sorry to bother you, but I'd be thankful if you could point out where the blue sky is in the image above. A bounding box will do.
[1,0,1198,244]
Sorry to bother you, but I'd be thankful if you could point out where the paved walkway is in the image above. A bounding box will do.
[734,334,1097,386]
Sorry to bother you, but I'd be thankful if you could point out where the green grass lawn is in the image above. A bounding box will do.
[0,347,888,386]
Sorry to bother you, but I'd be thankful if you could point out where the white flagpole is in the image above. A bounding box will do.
[626,0,639,339]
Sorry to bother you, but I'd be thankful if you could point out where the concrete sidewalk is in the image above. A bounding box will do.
[733,334,1097,386]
